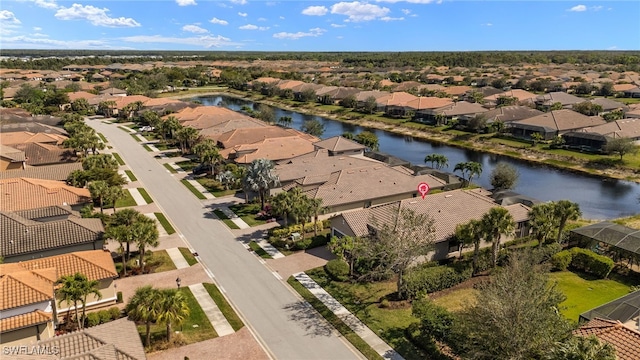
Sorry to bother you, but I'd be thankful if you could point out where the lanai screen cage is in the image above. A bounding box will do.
[570,221,640,256]
[580,290,640,324]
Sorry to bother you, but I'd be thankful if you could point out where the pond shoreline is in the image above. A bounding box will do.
[172,90,640,184]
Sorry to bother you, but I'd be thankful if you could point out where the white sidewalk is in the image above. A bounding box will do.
[128,188,147,206]
[188,283,235,337]
[257,239,285,259]
[293,272,405,360]
[118,169,130,183]
[166,247,190,269]
[185,178,216,199]
[144,213,168,237]
[168,162,185,174]
[217,206,249,229]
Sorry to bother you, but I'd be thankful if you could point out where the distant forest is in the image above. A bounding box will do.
[1,50,639,71]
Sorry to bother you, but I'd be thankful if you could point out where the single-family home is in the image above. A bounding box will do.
[509,109,607,140]
[588,98,629,114]
[330,188,530,261]
[480,105,544,126]
[484,89,537,108]
[99,87,127,97]
[0,132,67,147]
[0,162,83,181]
[428,101,489,126]
[562,118,640,151]
[0,145,26,171]
[13,143,77,166]
[535,91,585,110]
[0,178,91,212]
[574,318,640,360]
[375,92,418,117]
[313,136,366,156]
[221,135,320,164]
[622,87,640,98]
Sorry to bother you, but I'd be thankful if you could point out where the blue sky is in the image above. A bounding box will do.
[1,1,638,51]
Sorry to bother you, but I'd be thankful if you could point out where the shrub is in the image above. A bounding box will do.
[325,259,350,281]
[116,291,123,303]
[98,310,112,324]
[569,247,615,279]
[401,264,472,300]
[412,298,455,342]
[551,250,572,271]
[293,238,312,250]
[85,312,101,327]
[108,306,121,320]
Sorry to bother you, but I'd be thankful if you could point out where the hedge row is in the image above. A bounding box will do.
[268,220,331,238]
[551,247,614,279]
[400,264,473,300]
[85,307,121,327]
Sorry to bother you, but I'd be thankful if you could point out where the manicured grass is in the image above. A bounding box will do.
[181,179,206,200]
[163,163,177,173]
[287,276,384,360]
[307,267,426,360]
[202,283,245,331]
[97,133,108,143]
[178,247,198,266]
[176,160,199,172]
[212,209,240,229]
[194,177,238,197]
[431,288,477,313]
[130,134,142,142]
[143,144,153,152]
[112,153,125,165]
[212,189,237,197]
[114,190,136,208]
[229,203,267,227]
[154,142,177,151]
[118,126,131,133]
[154,212,176,235]
[489,137,531,148]
[139,287,217,349]
[249,241,272,259]
[549,270,633,322]
[137,188,153,204]
[149,250,178,273]
[124,170,137,182]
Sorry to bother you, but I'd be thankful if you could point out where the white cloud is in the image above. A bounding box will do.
[376,0,434,2]
[210,17,228,25]
[401,8,411,15]
[31,33,49,37]
[55,4,141,27]
[591,5,603,11]
[183,24,208,33]
[482,22,492,26]
[2,35,111,48]
[568,4,586,12]
[273,27,326,40]
[257,17,267,21]
[331,23,346,28]
[231,0,247,4]
[239,24,269,30]
[33,26,42,31]
[121,34,239,48]
[176,0,197,6]
[302,6,328,16]
[279,16,285,20]
[238,12,248,17]
[607,46,618,50]
[331,1,390,22]
[380,16,404,21]
[34,0,59,9]
[0,10,21,24]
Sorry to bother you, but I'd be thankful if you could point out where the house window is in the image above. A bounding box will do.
[332,229,346,238]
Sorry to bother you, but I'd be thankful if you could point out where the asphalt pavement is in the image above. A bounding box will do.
[88,120,362,360]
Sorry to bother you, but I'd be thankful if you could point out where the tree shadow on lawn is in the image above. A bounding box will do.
[282,301,334,337]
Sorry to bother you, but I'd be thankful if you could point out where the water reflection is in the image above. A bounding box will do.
[195,95,640,220]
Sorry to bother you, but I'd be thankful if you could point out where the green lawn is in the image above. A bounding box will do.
[131,134,142,142]
[307,268,425,360]
[202,283,244,331]
[431,288,477,313]
[114,190,136,208]
[194,177,239,197]
[124,170,137,182]
[115,250,176,275]
[143,144,153,152]
[178,247,198,266]
[181,179,206,199]
[154,212,176,235]
[249,241,272,259]
[212,209,240,229]
[139,287,217,349]
[97,133,108,143]
[287,276,383,360]
[176,160,199,172]
[118,126,131,133]
[229,203,267,227]
[163,163,177,173]
[137,188,153,204]
[112,153,125,165]
[154,142,177,151]
[549,271,633,322]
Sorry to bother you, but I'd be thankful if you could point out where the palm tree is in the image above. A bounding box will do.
[216,171,236,190]
[105,224,131,276]
[106,186,126,212]
[554,200,581,243]
[270,191,293,226]
[56,274,83,329]
[161,116,181,142]
[157,289,190,342]
[175,126,199,154]
[278,116,293,128]
[292,196,314,240]
[480,207,515,268]
[107,209,143,275]
[528,203,558,246]
[132,217,160,270]
[424,154,448,170]
[243,158,280,210]
[88,180,110,213]
[98,100,117,118]
[309,198,324,237]
[548,336,616,360]
[465,161,483,185]
[453,162,468,185]
[455,219,484,273]
[126,286,161,347]
[78,276,102,329]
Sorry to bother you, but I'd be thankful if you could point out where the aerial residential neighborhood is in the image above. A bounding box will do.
[1,50,640,360]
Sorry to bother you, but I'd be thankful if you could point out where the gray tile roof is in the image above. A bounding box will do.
[275,151,380,183]
[1,211,104,259]
[0,163,83,181]
[13,205,78,221]
[313,136,366,153]
[569,118,640,139]
[0,144,26,162]
[481,105,544,123]
[511,109,606,132]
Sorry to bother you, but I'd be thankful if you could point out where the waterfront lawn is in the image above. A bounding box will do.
[549,270,632,322]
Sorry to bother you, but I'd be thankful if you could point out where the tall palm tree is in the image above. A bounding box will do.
[56,274,84,329]
[132,217,160,270]
[466,161,483,185]
[424,154,448,170]
[78,276,102,329]
[528,203,558,247]
[126,286,161,347]
[453,162,468,185]
[548,336,616,360]
[455,219,484,273]
[292,196,314,240]
[480,207,515,268]
[270,191,293,226]
[157,289,190,342]
[88,180,110,213]
[243,158,280,210]
[309,198,324,237]
[554,200,581,243]
[106,186,126,212]
[175,126,199,154]
[163,116,181,142]
[105,224,131,276]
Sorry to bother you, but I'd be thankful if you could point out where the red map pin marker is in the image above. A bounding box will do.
[418,182,430,199]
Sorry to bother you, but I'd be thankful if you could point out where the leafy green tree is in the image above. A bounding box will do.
[480,207,515,268]
[489,162,519,191]
[70,98,92,115]
[553,200,581,243]
[83,154,119,171]
[412,298,455,343]
[339,95,357,108]
[354,131,379,151]
[458,252,572,359]
[602,109,624,122]
[243,158,280,210]
[496,96,517,107]
[299,88,317,102]
[157,289,190,342]
[604,137,637,160]
[469,91,485,104]
[467,114,488,132]
[301,119,325,137]
[255,104,275,123]
[341,132,354,140]
[328,235,364,276]
[531,132,544,146]
[599,82,615,97]
[362,96,377,114]
[573,102,603,116]
[424,154,448,170]
[550,102,564,111]
[546,336,616,360]
[126,286,161,347]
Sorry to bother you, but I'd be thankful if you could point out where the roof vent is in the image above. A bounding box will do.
[445,195,453,198]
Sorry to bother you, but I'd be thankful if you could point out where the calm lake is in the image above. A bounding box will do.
[195,95,640,220]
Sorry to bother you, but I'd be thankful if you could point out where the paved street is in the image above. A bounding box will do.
[88,120,362,360]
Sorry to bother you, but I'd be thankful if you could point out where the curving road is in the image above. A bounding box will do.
[88,120,362,360]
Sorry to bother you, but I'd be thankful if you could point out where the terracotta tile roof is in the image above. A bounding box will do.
[0,268,54,310]
[511,109,607,133]
[1,211,104,259]
[199,118,266,139]
[0,178,91,212]
[222,135,318,164]
[405,97,453,111]
[67,91,98,102]
[574,318,640,360]
[13,143,77,166]
[377,92,418,106]
[485,89,538,102]
[98,87,127,96]
[0,131,67,146]
[432,101,488,117]
[217,126,316,149]
[613,83,637,92]
[442,86,472,96]
[87,94,118,106]
[355,90,390,102]
[142,97,183,107]
[18,250,116,283]
[275,151,380,183]
[313,136,365,153]
[0,162,83,181]
[166,105,252,125]
[0,310,52,333]
[13,318,145,360]
[276,80,306,90]
[112,95,151,110]
[0,145,26,162]
[338,188,529,241]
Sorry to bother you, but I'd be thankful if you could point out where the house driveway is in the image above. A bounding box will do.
[266,246,336,279]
